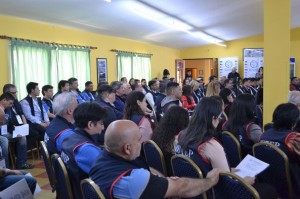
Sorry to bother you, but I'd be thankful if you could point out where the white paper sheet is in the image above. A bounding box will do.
[12,124,29,138]
[25,173,42,196]
[234,154,269,178]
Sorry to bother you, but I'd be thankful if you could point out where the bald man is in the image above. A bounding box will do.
[90,120,220,199]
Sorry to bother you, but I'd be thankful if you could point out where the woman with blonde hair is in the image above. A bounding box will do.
[206,82,220,97]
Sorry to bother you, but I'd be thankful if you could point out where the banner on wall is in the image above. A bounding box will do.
[243,48,264,78]
[219,57,239,78]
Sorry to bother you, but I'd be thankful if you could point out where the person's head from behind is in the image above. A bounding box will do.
[179,97,222,151]
[158,81,167,94]
[105,120,142,160]
[153,106,189,146]
[42,85,54,99]
[0,92,15,108]
[182,85,193,97]
[166,82,182,99]
[111,81,124,96]
[206,82,220,97]
[228,94,255,133]
[220,88,233,105]
[189,80,200,91]
[85,81,94,92]
[73,102,107,135]
[26,82,40,97]
[124,91,147,119]
[288,91,300,110]
[3,84,17,99]
[68,77,79,90]
[58,80,70,92]
[53,92,78,122]
[272,103,299,130]
[97,85,116,104]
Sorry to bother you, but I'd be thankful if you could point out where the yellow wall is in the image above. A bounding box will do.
[181,28,300,78]
[0,15,180,90]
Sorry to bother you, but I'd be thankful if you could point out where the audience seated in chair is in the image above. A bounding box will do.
[60,102,107,199]
[222,94,262,156]
[176,97,277,199]
[152,106,189,176]
[44,92,77,156]
[0,91,34,169]
[20,82,49,141]
[259,103,300,198]
[124,91,154,142]
[90,120,220,199]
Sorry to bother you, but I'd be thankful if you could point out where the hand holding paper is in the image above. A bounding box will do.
[12,124,29,138]
[234,154,269,178]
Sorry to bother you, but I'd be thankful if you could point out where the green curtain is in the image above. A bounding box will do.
[10,39,90,99]
[117,52,151,81]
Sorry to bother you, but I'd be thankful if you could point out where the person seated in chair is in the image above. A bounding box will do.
[21,82,50,141]
[90,120,220,199]
[0,92,34,169]
[0,109,37,193]
[260,103,300,197]
[44,92,77,156]
[61,102,107,199]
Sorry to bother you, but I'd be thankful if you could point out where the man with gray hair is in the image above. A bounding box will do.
[44,92,77,156]
[111,81,125,112]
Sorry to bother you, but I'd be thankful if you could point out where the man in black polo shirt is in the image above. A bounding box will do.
[90,120,220,199]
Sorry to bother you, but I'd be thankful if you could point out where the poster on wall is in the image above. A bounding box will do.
[243,48,264,78]
[219,57,239,78]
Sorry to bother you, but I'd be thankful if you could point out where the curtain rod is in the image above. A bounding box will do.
[110,49,153,56]
[0,35,97,49]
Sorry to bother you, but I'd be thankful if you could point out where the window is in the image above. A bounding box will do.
[10,39,90,99]
[117,52,151,81]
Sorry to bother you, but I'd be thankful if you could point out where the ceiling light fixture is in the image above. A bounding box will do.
[132,4,226,47]
[104,0,111,2]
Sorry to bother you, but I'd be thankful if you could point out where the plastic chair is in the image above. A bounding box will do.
[143,140,168,176]
[215,172,260,199]
[253,142,293,199]
[51,153,74,199]
[39,141,56,192]
[171,154,207,199]
[80,178,105,199]
[221,131,242,167]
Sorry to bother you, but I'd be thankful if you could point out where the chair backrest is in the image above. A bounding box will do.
[143,140,168,176]
[171,154,207,199]
[39,141,56,192]
[80,178,105,199]
[51,154,74,199]
[221,131,242,167]
[253,142,293,199]
[215,172,260,199]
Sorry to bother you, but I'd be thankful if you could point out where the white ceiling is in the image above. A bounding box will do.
[0,0,299,49]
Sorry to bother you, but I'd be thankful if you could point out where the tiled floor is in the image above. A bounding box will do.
[25,156,56,199]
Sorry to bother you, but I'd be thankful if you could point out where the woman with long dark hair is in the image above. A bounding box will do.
[177,97,226,173]
[177,97,277,199]
[181,85,196,110]
[124,91,153,142]
[219,88,233,117]
[152,106,189,175]
[223,93,262,155]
